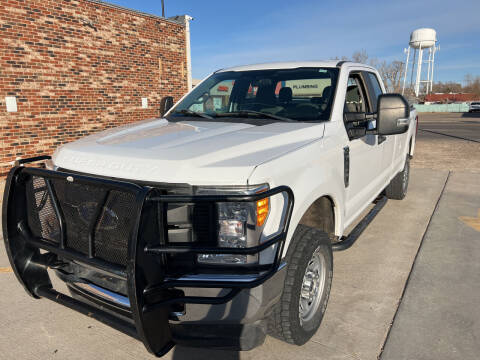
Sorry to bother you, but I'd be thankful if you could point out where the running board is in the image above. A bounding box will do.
[332,196,388,252]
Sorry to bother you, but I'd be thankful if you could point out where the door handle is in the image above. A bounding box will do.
[378,135,387,145]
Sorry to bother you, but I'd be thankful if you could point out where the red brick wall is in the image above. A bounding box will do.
[0,0,188,177]
[425,93,480,103]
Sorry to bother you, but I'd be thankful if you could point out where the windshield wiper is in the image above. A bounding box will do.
[172,109,214,120]
[217,110,295,123]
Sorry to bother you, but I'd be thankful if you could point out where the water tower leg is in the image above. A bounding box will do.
[430,46,436,93]
[402,47,410,95]
[426,48,432,94]
[415,46,423,97]
[410,48,417,92]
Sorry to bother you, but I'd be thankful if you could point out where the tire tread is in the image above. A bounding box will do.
[268,225,332,344]
[386,157,410,200]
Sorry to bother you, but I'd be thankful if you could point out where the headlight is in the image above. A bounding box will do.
[195,184,270,265]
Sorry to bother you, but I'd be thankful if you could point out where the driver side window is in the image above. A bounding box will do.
[343,73,373,139]
[345,75,370,113]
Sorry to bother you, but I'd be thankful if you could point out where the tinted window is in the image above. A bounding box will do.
[169,67,339,122]
[366,72,383,112]
[345,74,370,113]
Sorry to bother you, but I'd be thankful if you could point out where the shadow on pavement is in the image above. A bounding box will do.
[172,346,240,360]
[461,112,480,118]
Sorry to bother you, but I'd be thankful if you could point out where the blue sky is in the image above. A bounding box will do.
[108,0,480,84]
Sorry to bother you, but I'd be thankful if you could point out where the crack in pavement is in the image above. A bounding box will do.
[418,128,480,143]
[310,339,362,360]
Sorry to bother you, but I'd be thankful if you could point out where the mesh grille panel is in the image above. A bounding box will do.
[25,175,138,267]
[23,172,213,268]
[51,179,107,256]
[26,176,61,243]
[94,190,137,266]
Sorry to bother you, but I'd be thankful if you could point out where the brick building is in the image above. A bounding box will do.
[0,0,190,178]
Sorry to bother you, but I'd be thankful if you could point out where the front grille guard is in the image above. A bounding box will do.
[2,156,294,357]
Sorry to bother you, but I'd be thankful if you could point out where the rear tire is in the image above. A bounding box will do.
[385,157,410,200]
[268,225,333,345]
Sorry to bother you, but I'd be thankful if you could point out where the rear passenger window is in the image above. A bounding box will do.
[366,73,383,112]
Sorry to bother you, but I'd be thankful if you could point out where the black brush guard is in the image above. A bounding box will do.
[2,156,294,357]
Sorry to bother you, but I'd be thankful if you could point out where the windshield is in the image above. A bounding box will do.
[167,67,339,123]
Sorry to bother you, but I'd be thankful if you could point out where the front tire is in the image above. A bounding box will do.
[268,225,333,345]
[385,157,410,200]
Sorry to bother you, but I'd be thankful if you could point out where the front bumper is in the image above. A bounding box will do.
[2,156,293,356]
[66,262,287,350]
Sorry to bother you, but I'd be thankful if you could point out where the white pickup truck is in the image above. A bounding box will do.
[3,61,417,356]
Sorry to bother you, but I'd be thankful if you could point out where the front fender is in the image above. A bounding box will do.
[248,139,346,258]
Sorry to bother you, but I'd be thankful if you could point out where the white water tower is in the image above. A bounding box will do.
[402,28,439,97]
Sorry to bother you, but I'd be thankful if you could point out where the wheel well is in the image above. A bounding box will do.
[298,196,335,239]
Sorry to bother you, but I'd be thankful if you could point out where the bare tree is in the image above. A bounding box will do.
[463,75,480,96]
[345,50,405,92]
[433,81,463,93]
[331,55,348,61]
[380,61,405,92]
[464,73,474,86]
[351,49,369,64]
[376,60,389,87]
[338,49,479,96]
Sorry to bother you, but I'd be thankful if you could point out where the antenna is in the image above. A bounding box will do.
[402,28,439,97]
[161,0,165,17]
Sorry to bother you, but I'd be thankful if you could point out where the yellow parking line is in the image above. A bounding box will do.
[0,267,13,273]
[459,209,480,232]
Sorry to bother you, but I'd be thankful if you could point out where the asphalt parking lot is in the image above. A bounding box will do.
[411,112,480,173]
[0,112,479,360]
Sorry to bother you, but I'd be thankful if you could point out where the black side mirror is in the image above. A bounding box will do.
[160,96,174,117]
[377,94,410,135]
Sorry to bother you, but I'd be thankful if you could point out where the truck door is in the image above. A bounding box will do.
[363,71,395,186]
[343,72,384,223]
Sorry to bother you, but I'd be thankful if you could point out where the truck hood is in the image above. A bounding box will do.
[53,118,324,185]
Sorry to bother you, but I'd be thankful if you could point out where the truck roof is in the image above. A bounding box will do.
[216,60,376,73]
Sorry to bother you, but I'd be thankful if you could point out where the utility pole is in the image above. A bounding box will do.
[161,0,165,17]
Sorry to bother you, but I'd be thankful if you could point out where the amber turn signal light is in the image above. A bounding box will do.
[256,197,269,226]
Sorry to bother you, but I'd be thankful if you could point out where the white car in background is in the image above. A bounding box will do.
[468,102,480,112]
